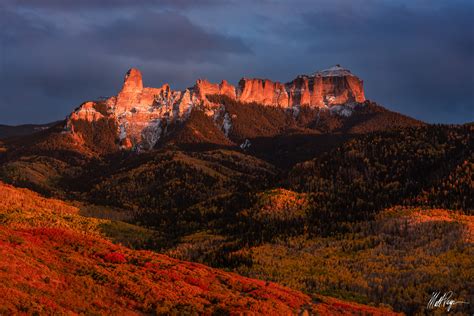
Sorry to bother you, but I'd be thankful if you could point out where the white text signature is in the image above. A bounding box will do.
[427,291,469,312]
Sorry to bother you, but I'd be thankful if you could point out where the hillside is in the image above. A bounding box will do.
[205,95,423,167]
[0,181,403,315]
[234,206,474,315]
[0,121,59,139]
[289,124,473,233]
[144,189,473,315]
[1,125,471,252]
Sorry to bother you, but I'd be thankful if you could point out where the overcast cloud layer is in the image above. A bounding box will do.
[0,0,473,124]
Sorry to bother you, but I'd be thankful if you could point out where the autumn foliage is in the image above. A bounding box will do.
[0,182,401,315]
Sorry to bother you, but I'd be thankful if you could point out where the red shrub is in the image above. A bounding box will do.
[185,276,209,291]
[103,252,127,263]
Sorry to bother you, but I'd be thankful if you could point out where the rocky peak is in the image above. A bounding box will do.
[288,65,365,106]
[115,68,145,112]
[219,80,237,99]
[122,68,143,93]
[66,65,366,151]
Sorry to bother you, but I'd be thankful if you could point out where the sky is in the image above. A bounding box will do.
[1,0,473,125]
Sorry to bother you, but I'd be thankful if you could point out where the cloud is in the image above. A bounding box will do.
[90,11,251,62]
[292,0,474,123]
[0,5,251,124]
[0,0,472,124]
[8,0,227,10]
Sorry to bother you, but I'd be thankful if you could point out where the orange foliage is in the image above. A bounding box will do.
[380,207,474,243]
[0,181,401,315]
[253,188,308,220]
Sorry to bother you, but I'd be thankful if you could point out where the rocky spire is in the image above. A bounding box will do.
[115,68,144,112]
[121,68,143,93]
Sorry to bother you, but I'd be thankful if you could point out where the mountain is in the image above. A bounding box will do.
[60,66,421,154]
[0,121,59,139]
[0,66,424,195]
[0,66,449,221]
[1,66,471,314]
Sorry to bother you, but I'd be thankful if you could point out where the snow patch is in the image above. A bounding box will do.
[329,103,358,117]
[119,124,127,140]
[222,112,232,137]
[314,65,354,77]
[292,104,301,118]
[141,119,162,149]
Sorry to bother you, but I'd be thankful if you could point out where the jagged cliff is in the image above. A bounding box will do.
[237,65,365,108]
[66,65,365,150]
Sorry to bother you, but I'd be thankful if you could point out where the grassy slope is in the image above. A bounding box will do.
[234,206,474,315]
[0,182,399,315]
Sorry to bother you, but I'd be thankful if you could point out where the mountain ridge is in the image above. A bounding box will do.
[58,66,422,153]
[65,66,365,149]
[0,66,424,156]
[0,121,61,139]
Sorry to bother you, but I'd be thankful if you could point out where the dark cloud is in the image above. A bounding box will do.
[8,0,228,10]
[0,0,472,124]
[293,0,474,123]
[92,11,251,62]
[0,4,250,124]
[247,1,473,124]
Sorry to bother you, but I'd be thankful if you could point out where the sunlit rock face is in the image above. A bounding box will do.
[238,79,289,107]
[68,101,105,122]
[65,65,365,151]
[237,65,365,109]
[115,68,144,112]
[216,65,365,108]
[195,79,237,103]
[67,68,197,150]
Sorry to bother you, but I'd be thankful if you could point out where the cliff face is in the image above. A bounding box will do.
[195,79,237,102]
[237,66,365,109]
[66,65,365,151]
[68,68,196,150]
[237,79,289,107]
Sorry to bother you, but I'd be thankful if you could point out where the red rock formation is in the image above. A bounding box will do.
[68,101,105,123]
[119,137,133,150]
[219,80,237,99]
[195,79,236,102]
[66,65,366,150]
[115,68,143,112]
[238,79,289,107]
[194,79,220,102]
[346,75,366,103]
[237,65,365,108]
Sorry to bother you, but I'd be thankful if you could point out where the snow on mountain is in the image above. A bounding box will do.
[312,64,355,77]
